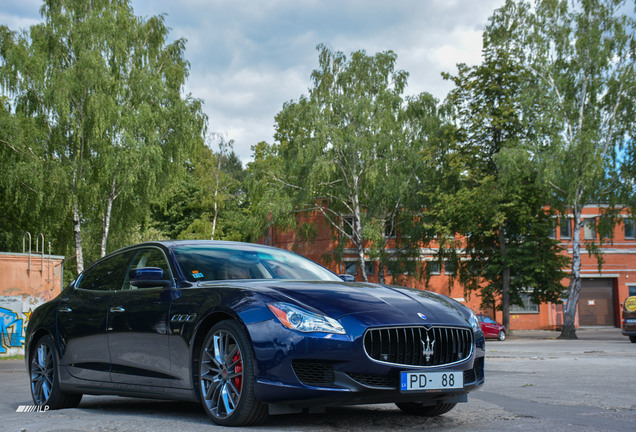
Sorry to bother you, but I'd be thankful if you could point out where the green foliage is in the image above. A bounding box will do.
[249,45,445,281]
[438,1,571,327]
[149,140,249,242]
[501,0,635,338]
[0,0,206,272]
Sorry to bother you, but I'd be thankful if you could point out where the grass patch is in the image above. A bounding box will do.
[1,354,24,361]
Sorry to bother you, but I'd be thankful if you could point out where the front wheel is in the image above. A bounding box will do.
[396,401,457,417]
[630,335,636,343]
[498,330,506,341]
[30,335,82,409]
[199,320,268,426]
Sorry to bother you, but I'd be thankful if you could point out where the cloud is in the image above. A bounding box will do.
[2,0,506,163]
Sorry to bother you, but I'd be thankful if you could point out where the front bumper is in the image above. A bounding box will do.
[622,319,636,336]
[247,319,485,408]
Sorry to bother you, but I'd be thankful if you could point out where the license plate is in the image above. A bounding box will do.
[400,371,463,391]
[625,319,636,323]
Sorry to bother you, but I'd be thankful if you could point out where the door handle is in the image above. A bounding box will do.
[59,306,72,313]
[110,306,126,313]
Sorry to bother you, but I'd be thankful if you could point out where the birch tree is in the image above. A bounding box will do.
[438,0,569,332]
[252,45,431,282]
[0,0,205,270]
[505,0,634,338]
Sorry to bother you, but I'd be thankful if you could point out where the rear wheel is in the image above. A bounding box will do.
[199,320,268,426]
[396,401,457,417]
[498,330,506,341]
[30,335,82,409]
[630,335,636,343]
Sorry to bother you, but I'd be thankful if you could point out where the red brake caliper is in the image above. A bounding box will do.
[233,352,242,390]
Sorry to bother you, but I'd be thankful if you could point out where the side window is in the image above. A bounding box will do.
[77,251,133,291]
[123,247,173,290]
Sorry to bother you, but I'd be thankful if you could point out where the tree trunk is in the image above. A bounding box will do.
[100,177,117,258]
[72,201,84,275]
[559,206,582,339]
[211,202,218,240]
[355,227,367,282]
[352,177,368,282]
[378,263,385,285]
[70,165,85,275]
[211,152,222,240]
[499,226,510,332]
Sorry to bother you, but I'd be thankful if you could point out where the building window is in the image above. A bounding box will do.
[549,219,557,239]
[365,261,375,275]
[345,261,358,276]
[510,292,540,313]
[444,260,457,275]
[583,218,596,240]
[625,219,635,239]
[560,218,572,239]
[427,261,441,275]
[342,216,354,237]
[387,261,415,275]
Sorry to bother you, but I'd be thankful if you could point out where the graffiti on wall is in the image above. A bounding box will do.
[0,307,25,353]
[0,296,43,356]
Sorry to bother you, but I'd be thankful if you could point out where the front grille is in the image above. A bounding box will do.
[347,373,397,389]
[292,360,335,387]
[364,326,473,367]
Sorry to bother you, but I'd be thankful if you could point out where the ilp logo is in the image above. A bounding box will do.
[16,405,49,413]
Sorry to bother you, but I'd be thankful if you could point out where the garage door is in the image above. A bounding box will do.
[578,278,615,326]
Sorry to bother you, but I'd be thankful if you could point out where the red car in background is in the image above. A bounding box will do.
[477,314,506,341]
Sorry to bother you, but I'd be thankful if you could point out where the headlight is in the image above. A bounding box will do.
[468,310,481,333]
[267,302,346,335]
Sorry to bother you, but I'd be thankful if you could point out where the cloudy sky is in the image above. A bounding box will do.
[1,0,505,163]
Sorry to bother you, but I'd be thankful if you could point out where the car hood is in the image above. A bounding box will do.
[237,280,470,327]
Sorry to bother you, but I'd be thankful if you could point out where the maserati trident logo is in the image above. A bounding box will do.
[421,334,435,362]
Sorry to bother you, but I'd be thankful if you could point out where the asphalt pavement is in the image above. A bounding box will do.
[1,327,634,432]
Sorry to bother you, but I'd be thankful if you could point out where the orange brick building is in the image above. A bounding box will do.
[260,205,635,330]
[0,251,65,356]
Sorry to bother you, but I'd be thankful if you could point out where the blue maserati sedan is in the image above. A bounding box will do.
[26,240,485,426]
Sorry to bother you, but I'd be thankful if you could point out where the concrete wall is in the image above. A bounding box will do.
[0,253,64,357]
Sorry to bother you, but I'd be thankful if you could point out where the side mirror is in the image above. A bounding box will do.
[129,267,173,288]
[339,274,355,282]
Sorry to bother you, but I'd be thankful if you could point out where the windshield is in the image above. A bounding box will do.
[172,244,342,283]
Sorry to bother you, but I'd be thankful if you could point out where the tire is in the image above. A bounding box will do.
[630,335,636,343]
[199,320,268,426]
[29,335,82,409]
[396,401,457,417]
[498,330,506,341]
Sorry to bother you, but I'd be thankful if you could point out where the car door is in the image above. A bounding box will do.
[480,315,499,338]
[107,246,175,387]
[57,250,132,382]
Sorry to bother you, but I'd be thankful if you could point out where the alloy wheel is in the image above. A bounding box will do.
[31,341,54,405]
[200,329,244,419]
